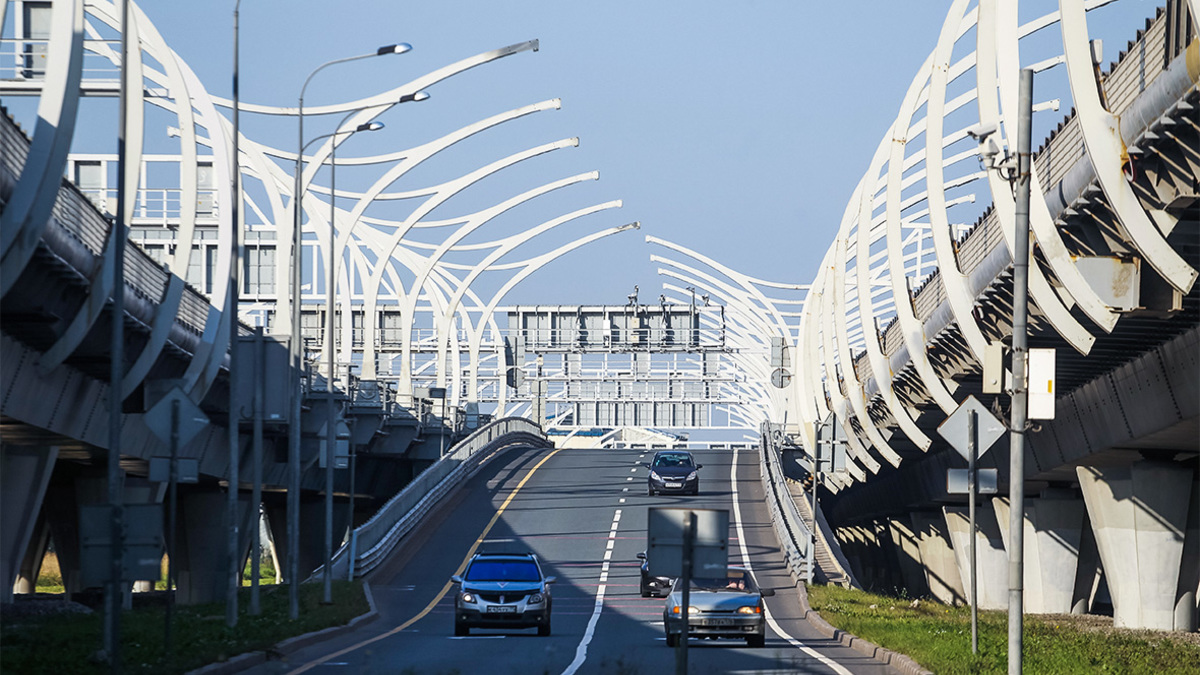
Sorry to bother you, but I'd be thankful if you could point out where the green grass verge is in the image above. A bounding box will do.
[2,581,369,675]
[806,584,1200,675]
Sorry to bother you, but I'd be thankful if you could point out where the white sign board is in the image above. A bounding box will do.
[647,508,729,578]
[1028,348,1056,420]
[947,468,999,495]
[938,395,1006,461]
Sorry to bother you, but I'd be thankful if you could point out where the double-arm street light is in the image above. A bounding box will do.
[288,42,412,619]
[304,120,383,605]
[321,92,428,594]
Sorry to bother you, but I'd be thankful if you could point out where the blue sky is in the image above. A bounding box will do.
[6,0,1163,307]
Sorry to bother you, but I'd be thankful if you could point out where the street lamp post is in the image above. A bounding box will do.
[322,116,381,605]
[288,42,411,619]
[228,0,243,628]
[319,89,426,600]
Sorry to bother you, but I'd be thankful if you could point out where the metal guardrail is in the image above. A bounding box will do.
[758,425,812,582]
[321,417,550,580]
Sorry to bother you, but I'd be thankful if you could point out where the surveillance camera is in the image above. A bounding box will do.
[966,122,998,141]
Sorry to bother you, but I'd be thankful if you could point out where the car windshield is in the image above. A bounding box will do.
[652,453,694,468]
[690,570,756,593]
[465,560,541,582]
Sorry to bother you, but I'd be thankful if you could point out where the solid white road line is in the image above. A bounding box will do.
[730,449,854,675]
[561,507,622,675]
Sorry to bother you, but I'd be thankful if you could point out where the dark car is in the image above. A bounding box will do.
[662,566,775,648]
[637,551,675,597]
[451,552,555,636]
[646,450,702,495]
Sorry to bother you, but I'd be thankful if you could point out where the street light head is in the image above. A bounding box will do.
[355,121,385,132]
[400,91,431,104]
[377,43,413,56]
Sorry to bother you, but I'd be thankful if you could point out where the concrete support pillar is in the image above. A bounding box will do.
[123,476,166,597]
[13,513,50,594]
[1071,511,1103,614]
[911,511,965,606]
[173,485,255,605]
[265,503,291,584]
[943,505,1008,610]
[2,445,58,603]
[1078,461,1195,630]
[43,474,97,597]
[993,493,1087,614]
[1176,472,1200,632]
[867,521,893,591]
[295,498,350,581]
[837,526,866,586]
[888,517,930,599]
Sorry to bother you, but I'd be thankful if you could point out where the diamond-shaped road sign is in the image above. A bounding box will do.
[144,386,209,447]
[937,395,1006,460]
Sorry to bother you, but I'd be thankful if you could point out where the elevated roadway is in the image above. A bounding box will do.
[246,443,893,675]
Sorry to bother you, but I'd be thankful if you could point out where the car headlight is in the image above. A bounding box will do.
[528,593,545,604]
[460,592,477,604]
[650,471,661,481]
[671,605,700,615]
[736,605,762,614]
[686,471,697,481]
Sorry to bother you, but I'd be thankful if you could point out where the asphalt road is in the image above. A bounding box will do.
[244,444,896,675]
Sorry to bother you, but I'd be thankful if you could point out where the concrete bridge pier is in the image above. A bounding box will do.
[859,520,903,593]
[34,469,164,601]
[835,525,868,586]
[172,485,256,605]
[888,518,931,599]
[263,497,351,584]
[13,514,51,595]
[1077,461,1199,631]
[943,505,1008,610]
[911,511,965,606]
[992,493,1091,614]
[2,445,57,602]
[122,476,167,599]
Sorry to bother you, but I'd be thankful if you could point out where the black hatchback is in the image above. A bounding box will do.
[646,450,702,496]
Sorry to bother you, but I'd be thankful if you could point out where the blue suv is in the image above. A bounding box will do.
[451,552,555,636]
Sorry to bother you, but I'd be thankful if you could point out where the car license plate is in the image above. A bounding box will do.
[486,605,517,613]
[665,482,682,488]
[699,618,735,626]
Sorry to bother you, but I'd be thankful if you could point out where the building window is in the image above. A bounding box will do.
[186,245,203,289]
[143,243,166,265]
[21,2,51,79]
[204,245,219,295]
[196,162,215,216]
[300,310,322,343]
[242,245,275,295]
[74,160,104,209]
[381,310,403,347]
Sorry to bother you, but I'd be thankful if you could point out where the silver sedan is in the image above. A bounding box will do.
[662,566,774,648]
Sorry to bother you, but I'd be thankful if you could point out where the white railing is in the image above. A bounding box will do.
[317,417,549,580]
[759,424,812,582]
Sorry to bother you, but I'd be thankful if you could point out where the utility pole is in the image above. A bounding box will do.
[106,1,131,669]
[968,410,978,654]
[1008,67,1033,675]
[226,0,243,629]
